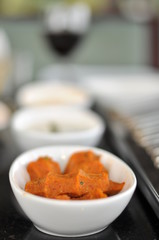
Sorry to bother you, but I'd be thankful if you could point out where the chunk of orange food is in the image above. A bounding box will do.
[25,169,109,199]
[73,188,107,200]
[25,178,45,197]
[107,180,125,196]
[55,194,71,200]
[64,150,107,174]
[27,156,61,181]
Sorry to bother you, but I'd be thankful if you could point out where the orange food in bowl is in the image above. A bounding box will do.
[25,150,125,200]
[64,150,107,174]
[27,156,61,180]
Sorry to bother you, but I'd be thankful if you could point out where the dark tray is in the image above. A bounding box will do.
[0,128,159,240]
[97,107,159,220]
[111,129,159,219]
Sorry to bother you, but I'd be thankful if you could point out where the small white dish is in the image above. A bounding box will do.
[16,82,92,108]
[80,73,159,110]
[9,145,136,237]
[11,106,105,151]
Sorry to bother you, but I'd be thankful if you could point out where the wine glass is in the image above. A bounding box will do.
[43,2,91,82]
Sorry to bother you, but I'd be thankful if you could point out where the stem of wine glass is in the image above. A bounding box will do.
[55,54,77,84]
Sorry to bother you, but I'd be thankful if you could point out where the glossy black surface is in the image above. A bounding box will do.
[0,130,159,240]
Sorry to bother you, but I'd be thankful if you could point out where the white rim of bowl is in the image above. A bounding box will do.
[16,82,92,108]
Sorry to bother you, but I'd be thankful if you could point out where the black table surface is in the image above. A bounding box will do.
[0,130,159,240]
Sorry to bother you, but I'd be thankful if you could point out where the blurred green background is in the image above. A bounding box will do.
[0,0,158,82]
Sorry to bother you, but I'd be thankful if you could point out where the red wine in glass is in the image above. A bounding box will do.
[45,30,82,56]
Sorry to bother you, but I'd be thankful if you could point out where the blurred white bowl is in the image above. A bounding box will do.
[9,145,136,237]
[80,73,159,115]
[11,106,105,151]
[16,82,92,108]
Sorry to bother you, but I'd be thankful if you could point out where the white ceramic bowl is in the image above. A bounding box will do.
[16,82,92,108]
[11,106,105,151]
[80,74,159,111]
[9,145,136,237]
